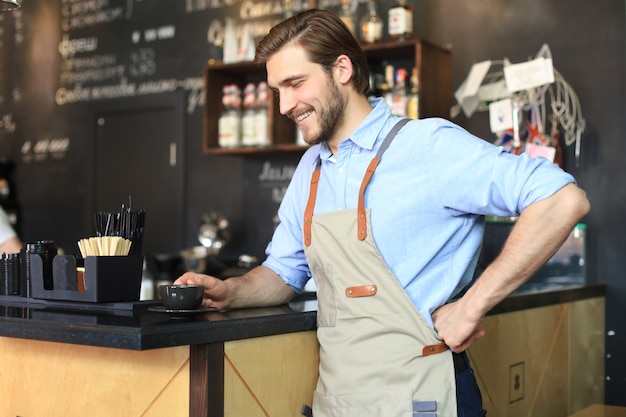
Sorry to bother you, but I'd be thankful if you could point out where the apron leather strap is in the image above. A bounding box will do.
[304,118,410,245]
[357,118,410,240]
[304,159,322,247]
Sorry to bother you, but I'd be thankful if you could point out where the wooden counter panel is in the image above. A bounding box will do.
[0,337,189,417]
[224,331,319,416]
[0,288,605,416]
[569,404,626,417]
[570,296,607,412]
[468,296,605,417]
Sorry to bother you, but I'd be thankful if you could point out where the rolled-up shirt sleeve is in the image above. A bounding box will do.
[262,147,320,294]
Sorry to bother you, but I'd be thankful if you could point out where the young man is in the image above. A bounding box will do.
[175,9,590,416]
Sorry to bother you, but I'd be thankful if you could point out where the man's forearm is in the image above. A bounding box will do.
[225,265,296,309]
[464,183,590,317]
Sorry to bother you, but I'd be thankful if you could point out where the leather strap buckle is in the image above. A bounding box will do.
[345,284,377,298]
[422,342,449,356]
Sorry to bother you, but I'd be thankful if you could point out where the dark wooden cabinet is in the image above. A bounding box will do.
[202,39,452,155]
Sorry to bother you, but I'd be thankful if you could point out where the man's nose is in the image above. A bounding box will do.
[278,90,296,116]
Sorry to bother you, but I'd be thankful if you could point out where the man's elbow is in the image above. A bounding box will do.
[563,183,591,221]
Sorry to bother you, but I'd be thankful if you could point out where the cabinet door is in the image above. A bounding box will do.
[93,93,185,255]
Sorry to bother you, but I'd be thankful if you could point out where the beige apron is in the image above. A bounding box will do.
[303,120,458,417]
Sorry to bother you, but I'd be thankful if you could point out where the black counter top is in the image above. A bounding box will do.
[0,284,604,351]
[0,294,318,350]
[490,283,605,314]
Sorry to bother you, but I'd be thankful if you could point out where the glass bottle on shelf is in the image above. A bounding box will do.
[284,0,294,19]
[241,83,257,146]
[367,72,384,102]
[407,67,420,119]
[391,68,408,117]
[382,64,395,108]
[338,0,355,35]
[360,0,383,44]
[218,84,241,148]
[223,18,238,64]
[388,0,413,42]
[254,82,270,147]
[379,81,391,108]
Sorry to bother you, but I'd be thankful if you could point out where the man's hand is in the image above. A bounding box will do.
[432,300,486,353]
[174,272,229,310]
[174,265,295,310]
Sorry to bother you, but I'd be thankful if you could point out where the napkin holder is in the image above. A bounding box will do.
[30,254,143,303]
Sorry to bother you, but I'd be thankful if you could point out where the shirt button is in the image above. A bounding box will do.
[338,167,344,174]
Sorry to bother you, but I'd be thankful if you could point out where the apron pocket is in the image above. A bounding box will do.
[313,264,337,327]
[313,388,414,417]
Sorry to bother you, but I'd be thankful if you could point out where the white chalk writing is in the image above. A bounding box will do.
[58,35,98,59]
[55,77,206,113]
[21,137,71,163]
[0,114,16,133]
[258,161,296,182]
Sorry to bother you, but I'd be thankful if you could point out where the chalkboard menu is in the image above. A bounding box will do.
[0,0,397,256]
[4,0,295,131]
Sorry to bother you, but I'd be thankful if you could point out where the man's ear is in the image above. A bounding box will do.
[333,54,354,85]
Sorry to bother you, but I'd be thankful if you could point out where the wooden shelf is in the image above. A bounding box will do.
[202,39,452,156]
[204,143,309,156]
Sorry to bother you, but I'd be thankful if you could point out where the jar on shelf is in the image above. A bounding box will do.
[241,83,257,146]
[254,82,270,147]
[218,84,241,148]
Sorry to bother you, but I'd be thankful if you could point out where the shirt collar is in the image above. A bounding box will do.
[311,98,394,164]
[349,98,393,151]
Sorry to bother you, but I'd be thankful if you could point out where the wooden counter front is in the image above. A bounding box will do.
[0,338,189,416]
[0,285,605,417]
[0,331,319,417]
[468,295,605,417]
[569,404,626,417]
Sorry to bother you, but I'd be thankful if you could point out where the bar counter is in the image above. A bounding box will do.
[0,284,604,350]
[0,294,318,351]
[0,284,606,417]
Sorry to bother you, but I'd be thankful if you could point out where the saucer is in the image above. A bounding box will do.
[148,306,217,317]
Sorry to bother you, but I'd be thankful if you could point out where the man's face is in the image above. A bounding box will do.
[266,44,345,146]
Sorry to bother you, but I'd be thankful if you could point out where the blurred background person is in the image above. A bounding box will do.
[0,205,21,253]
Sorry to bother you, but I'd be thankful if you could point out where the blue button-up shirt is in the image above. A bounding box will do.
[263,98,575,327]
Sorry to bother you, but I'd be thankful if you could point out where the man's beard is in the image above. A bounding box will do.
[301,76,345,146]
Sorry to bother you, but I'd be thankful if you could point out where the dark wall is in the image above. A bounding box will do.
[418,0,626,404]
[0,0,624,405]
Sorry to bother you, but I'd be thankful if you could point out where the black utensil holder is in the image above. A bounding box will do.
[30,254,143,303]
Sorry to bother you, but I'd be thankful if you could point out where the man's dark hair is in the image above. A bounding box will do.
[255,9,370,95]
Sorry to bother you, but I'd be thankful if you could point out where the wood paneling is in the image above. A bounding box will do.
[569,404,626,417]
[0,297,603,417]
[468,297,605,417]
[0,338,189,417]
[224,331,319,417]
